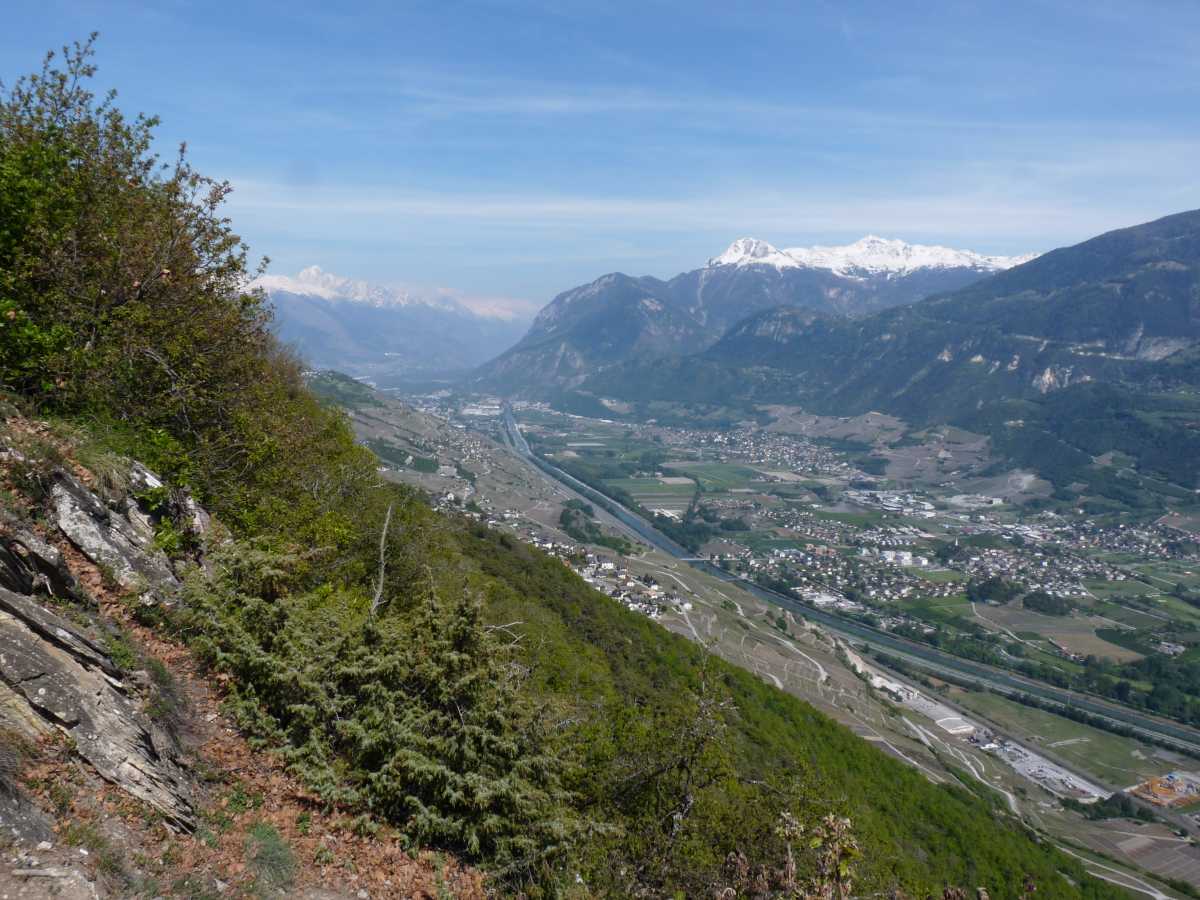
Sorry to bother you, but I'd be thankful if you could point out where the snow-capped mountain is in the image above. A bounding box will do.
[255,267,529,384]
[253,265,462,312]
[709,236,1039,277]
[784,236,1039,277]
[475,235,1042,396]
[707,238,803,270]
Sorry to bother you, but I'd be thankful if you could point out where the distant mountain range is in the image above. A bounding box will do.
[580,209,1200,504]
[470,236,1036,394]
[255,266,528,384]
[599,210,1200,414]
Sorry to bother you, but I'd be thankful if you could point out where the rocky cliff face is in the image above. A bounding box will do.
[0,457,204,835]
[0,586,194,829]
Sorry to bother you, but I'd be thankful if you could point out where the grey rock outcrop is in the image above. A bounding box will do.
[0,586,194,830]
[49,471,180,603]
[0,514,79,600]
[128,461,211,542]
[0,738,54,845]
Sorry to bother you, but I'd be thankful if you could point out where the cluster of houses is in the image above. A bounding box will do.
[1058,518,1200,560]
[656,425,853,477]
[952,545,1126,599]
[733,545,958,604]
[858,546,932,568]
[763,507,860,543]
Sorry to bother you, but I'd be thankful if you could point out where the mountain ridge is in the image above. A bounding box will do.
[472,235,1034,395]
[710,235,1039,276]
[581,208,1200,500]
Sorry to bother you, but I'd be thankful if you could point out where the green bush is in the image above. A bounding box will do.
[180,539,578,882]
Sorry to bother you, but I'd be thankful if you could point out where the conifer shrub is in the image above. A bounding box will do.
[179,539,580,885]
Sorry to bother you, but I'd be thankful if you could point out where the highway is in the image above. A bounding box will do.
[501,405,1200,757]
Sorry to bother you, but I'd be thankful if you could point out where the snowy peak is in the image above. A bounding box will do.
[784,236,1038,277]
[252,266,462,312]
[708,238,801,270]
[707,235,1038,277]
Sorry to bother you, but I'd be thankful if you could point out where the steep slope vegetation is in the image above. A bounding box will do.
[0,39,1129,897]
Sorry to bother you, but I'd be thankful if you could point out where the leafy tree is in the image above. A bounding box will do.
[966,577,1021,604]
[1022,591,1074,616]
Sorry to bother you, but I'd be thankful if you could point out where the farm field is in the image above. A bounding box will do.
[976,602,1144,662]
[605,476,696,513]
[897,594,972,626]
[1136,559,1200,590]
[811,509,886,527]
[665,461,763,491]
[1083,577,1160,598]
[739,531,805,553]
[1087,599,1171,630]
[1144,592,1200,628]
[950,689,1178,787]
[909,568,964,583]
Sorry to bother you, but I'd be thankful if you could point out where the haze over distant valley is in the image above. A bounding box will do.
[255,265,530,384]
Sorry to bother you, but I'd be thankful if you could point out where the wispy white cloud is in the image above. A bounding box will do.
[226,130,1200,258]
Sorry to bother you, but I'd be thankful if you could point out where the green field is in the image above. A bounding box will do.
[1082,577,1159,598]
[740,531,805,553]
[605,476,696,511]
[908,568,964,583]
[811,509,886,527]
[666,462,762,491]
[1136,559,1200,589]
[606,477,696,494]
[951,690,1175,786]
[1088,599,1171,629]
[897,594,972,626]
[1146,593,1200,627]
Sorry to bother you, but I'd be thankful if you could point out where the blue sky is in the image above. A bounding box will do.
[6,1,1200,316]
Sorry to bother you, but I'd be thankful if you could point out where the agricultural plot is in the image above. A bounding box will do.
[811,509,886,528]
[978,603,1144,662]
[898,595,973,627]
[908,568,964,584]
[666,461,762,491]
[1087,599,1171,630]
[739,531,805,553]
[1082,577,1160,598]
[1144,592,1200,628]
[1159,509,1200,535]
[950,690,1177,787]
[762,407,907,444]
[605,476,696,513]
[1136,559,1200,591]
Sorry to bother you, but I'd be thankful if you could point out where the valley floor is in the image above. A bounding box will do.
[339,381,1200,898]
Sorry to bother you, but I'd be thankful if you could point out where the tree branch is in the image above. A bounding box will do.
[370,502,393,615]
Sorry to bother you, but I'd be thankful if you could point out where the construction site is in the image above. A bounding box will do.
[1130,771,1200,808]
